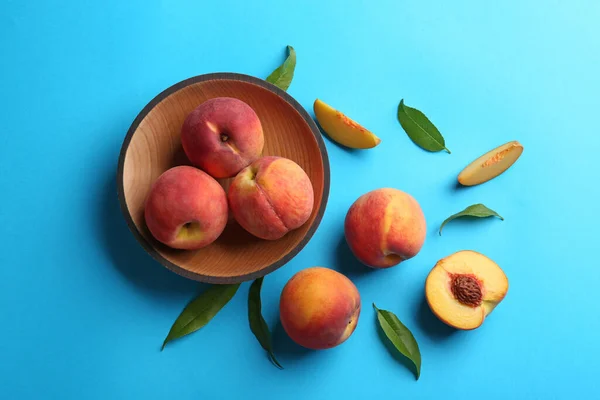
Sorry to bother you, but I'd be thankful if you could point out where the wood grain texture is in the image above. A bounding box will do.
[117,73,330,284]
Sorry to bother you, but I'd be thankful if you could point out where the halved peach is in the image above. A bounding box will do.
[458,141,523,186]
[425,250,508,330]
[313,99,381,149]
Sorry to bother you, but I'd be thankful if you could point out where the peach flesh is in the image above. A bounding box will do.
[458,140,523,186]
[425,250,509,330]
[313,99,381,149]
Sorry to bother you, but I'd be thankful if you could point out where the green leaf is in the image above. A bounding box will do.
[439,203,504,235]
[248,277,283,369]
[373,303,421,380]
[162,284,240,350]
[266,45,296,91]
[397,99,450,153]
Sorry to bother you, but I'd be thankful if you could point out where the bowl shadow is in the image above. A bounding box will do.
[416,296,457,340]
[101,171,198,295]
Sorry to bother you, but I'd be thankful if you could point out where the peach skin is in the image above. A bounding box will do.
[279,267,361,350]
[181,97,264,178]
[344,188,426,268]
[144,166,228,250]
[425,250,509,330]
[228,156,314,240]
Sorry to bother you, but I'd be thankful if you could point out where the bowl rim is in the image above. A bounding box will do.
[117,72,331,284]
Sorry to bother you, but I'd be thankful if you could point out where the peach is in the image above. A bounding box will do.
[425,250,509,330]
[181,97,264,178]
[458,141,523,186]
[313,99,381,149]
[344,188,426,268]
[279,267,361,350]
[227,156,314,240]
[144,166,228,250]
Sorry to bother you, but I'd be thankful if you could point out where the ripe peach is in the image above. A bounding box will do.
[344,188,426,268]
[279,267,361,350]
[227,156,314,240]
[144,166,228,250]
[425,250,509,330]
[181,97,264,178]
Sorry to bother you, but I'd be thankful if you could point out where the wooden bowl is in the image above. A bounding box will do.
[117,73,330,284]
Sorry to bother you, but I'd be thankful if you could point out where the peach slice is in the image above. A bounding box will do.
[458,141,523,186]
[425,250,508,330]
[313,99,381,149]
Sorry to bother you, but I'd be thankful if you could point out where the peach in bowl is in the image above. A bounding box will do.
[117,73,329,283]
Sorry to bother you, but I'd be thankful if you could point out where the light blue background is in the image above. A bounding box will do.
[1,0,599,398]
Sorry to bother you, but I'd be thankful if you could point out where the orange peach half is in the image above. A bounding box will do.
[280,267,361,350]
[344,188,426,268]
[228,156,314,240]
[313,99,381,149]
[425,250,509,330]
[144,166,228,250]
[458,140,523,186]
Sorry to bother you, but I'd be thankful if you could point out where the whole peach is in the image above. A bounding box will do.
[181,97,264,178]
[344,188,426,268]
[144,166,228,250]
[279,267,361,350]
[228,156,314,240]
